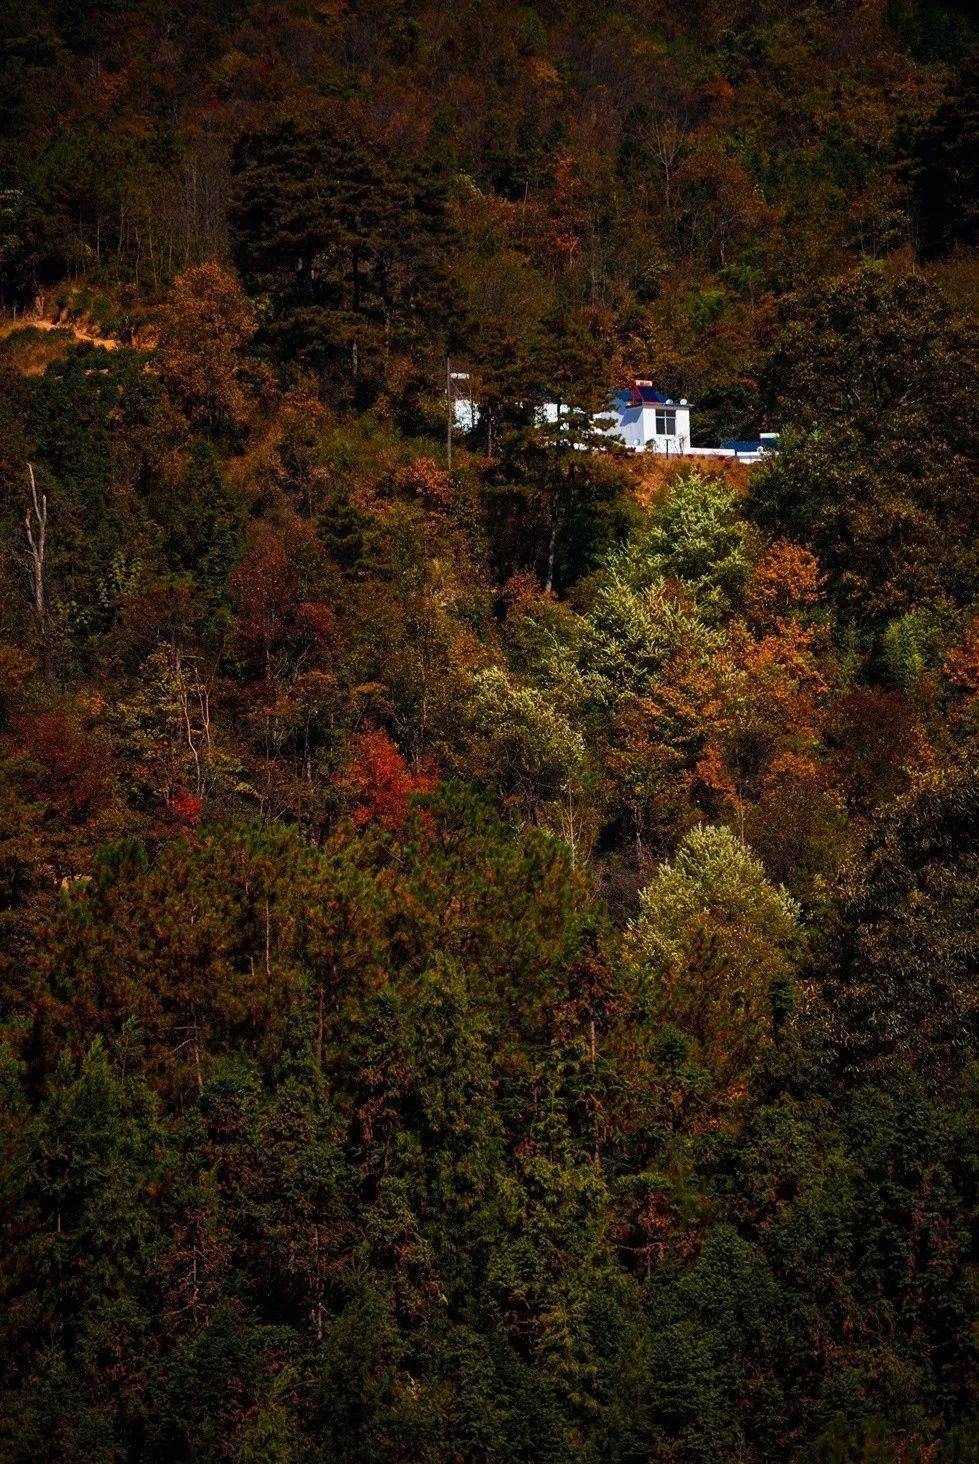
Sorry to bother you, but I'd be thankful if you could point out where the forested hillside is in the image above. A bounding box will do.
[2,2,979,1459]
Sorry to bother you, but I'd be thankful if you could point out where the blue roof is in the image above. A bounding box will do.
[721,439,763,453]
[631,385,673,405]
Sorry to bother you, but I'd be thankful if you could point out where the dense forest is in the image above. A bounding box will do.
[1,1,979,1458]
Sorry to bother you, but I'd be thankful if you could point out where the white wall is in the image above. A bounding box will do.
[452,397,479,433]
[636,402,691,454]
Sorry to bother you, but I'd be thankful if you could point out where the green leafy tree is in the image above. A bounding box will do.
[629,825,801,1094]
[623,467,751,620]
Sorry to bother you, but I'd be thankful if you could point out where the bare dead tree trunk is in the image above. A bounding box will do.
[651,118,682,214]
[168,643,212,795]
[24,464,53,685]
[544,509,558,593]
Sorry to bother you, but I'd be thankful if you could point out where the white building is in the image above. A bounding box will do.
[537,383,690,453]
[576,384,778,461]
[595,382,692,454]
[450,375,777,462]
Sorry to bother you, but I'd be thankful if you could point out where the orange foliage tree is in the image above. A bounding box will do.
[158,262,257,429]
[745,539,825,631]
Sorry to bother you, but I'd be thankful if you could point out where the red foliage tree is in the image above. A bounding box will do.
[337,729,437,833]
[230,525,301,671]
[230,521,334,678]
[170,787,205,832]
[945,617,979,697]
[17,707,114,822]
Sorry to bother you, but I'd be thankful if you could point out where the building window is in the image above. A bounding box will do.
[655,409,677,436]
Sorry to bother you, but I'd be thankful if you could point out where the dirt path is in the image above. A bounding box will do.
[0,315,121,350]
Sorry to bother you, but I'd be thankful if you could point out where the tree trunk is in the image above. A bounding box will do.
[544,512,558,593]
[24,464,53,686]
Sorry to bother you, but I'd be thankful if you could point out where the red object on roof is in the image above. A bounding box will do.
[627,382,674,406]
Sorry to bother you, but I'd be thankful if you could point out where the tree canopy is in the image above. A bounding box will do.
[1,1,978,1458]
